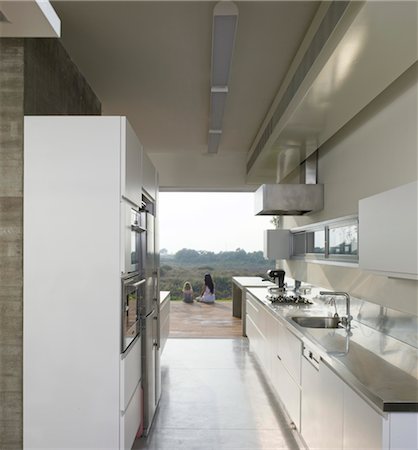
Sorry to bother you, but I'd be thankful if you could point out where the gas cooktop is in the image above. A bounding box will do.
[266,293,313,305]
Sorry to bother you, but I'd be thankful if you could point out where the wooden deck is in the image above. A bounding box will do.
[168,300,242,338]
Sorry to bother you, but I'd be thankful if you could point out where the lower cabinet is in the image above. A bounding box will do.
[160,292,170,354]
[343,383,389,449]
[272,352,301,430]
[246,295,417,450]
[246,293,302,430]
[120,383,142,450]
[300,353,323,448]
[301,355,344,449]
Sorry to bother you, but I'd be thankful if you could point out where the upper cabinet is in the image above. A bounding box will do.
[359,181,418,280]
[121,118,143,207]
[142,151,157,201]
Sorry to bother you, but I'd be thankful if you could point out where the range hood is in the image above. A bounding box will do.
[254,152,324,216]
[254,183,324,215]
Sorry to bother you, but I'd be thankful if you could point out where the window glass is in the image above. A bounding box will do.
[328,224,358,255]
[293,232,306,255]
[306,230,325,254]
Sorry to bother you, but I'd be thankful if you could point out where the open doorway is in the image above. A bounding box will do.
[158,192,273,338]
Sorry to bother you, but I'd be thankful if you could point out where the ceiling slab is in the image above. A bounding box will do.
[52,1,319,190]
[0,0,60,37]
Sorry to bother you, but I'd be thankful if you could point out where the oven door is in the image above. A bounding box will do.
[123,203,144,274]
[121,275,145,353]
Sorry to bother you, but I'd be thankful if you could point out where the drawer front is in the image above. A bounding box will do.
[246,294,268,334]
[120,383,142,450]
[272,353,301,430]
[120,336,142,412]
[278,324,302,384]
[246,314,259,354]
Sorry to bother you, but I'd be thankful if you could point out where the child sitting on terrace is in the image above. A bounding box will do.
[182,281,194,303]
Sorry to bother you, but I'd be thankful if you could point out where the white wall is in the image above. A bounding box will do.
[281,63,418,316]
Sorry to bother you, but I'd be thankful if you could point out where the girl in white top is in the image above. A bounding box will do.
[197,273,215,303]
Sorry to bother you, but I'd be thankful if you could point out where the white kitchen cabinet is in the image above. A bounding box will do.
[274,318,302,429]
[359,181,418,279]
[246,293,261,356]
[318,362,344,449]
[343,384,389,449]
[121,118,143,207]
[142,151,157,201]
[160,291,171,354]
[246,293,270,371]
[264,229,291,259]
[277,320,302,384]
[301,352,322,449]
[120,337,142,412]
[23,116,149,450]
[120,383,142,450]
[272,350,301,430]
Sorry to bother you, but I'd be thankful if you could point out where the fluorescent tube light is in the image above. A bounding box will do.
[207,1,238,154]
[208,130,222,154]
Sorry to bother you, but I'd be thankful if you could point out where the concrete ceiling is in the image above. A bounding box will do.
[52,1,319,190]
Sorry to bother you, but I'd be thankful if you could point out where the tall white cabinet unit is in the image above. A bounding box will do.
[23,117,147,450]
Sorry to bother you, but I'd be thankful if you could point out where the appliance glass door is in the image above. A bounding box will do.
[121,275,144,353]
[125,205,143,274]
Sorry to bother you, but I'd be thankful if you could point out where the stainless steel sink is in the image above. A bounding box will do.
[292,316,341,328]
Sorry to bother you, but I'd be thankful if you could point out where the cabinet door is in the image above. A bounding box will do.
[246,314,258,354]
[359,181,418,279]
[142,151,157,201]
[121,118,142,206]
[120,383,142,450]
[277,322,302,384]
[343,384,387,449]
[318,363,344,449]
[273,353,301,430]
[120,336,142,412]
[301,356,321,448]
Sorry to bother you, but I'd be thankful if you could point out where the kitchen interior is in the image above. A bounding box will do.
[0,1,417,450]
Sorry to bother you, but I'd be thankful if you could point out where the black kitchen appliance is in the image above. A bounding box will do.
[267,269,286,289]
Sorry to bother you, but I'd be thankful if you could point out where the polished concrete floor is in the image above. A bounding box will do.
[133,339,301,450]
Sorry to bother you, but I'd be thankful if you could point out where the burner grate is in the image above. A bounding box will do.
[266,294,313,305]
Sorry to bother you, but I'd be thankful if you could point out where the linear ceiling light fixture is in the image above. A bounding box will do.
[207,1,238,154]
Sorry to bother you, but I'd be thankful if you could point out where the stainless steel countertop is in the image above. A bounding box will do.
[246,286,418,414]
[232,276,275,289]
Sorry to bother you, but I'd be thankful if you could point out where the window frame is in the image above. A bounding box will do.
[290,215,359,264]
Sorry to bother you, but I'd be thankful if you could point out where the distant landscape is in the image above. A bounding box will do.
[159,248,275,300]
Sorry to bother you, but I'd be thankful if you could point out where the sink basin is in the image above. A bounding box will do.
[292,316,341,329]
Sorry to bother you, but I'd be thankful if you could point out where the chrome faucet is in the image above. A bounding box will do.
[320,291,353,331]
[326,297,339,317]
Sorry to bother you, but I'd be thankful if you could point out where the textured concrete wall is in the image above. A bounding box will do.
[0,38,24,450]
[25,38,101,115]
[0,37,101,449]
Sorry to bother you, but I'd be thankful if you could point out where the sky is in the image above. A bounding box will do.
[158,192,274,254]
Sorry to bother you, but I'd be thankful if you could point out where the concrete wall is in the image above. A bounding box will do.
[0,38,25,450]
[0,37,101,450]
[280,63,418,316]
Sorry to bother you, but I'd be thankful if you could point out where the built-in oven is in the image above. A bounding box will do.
[123,202,146,275]
[121,273,145,353]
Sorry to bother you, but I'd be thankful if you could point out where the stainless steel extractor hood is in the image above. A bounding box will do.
[254,152,324,216]
[254,183,324,215]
